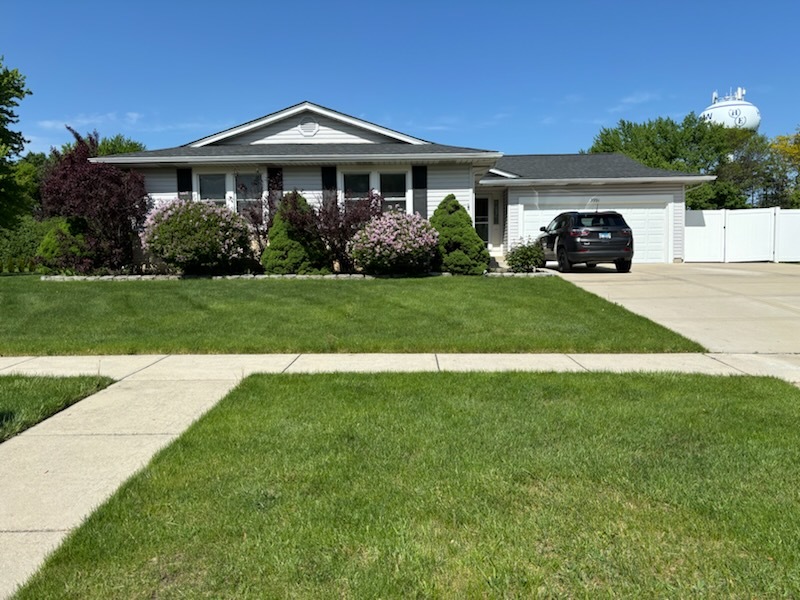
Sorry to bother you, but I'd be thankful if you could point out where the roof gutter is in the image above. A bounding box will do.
[478,175,717,186]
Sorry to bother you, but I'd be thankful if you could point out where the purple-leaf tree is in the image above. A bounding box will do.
[41,128,148,271]
[317,188,382,272]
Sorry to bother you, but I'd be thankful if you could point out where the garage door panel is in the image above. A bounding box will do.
[520,198,669,263]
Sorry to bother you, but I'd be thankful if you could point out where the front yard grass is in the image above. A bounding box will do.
[16,372,800,598]
[0,276,703,354]
[0,375,113,442]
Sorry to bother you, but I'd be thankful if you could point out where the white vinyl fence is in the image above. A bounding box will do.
[685,208,800,262]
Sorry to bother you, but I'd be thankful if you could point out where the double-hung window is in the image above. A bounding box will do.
[343,173,370,199]
[341,170,408,212]
[198,174,227,206]
[380,173,406,212]
[235,172,262,215]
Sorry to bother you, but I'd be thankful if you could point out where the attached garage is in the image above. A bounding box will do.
[514,189,675,263]
[478,154,713,264]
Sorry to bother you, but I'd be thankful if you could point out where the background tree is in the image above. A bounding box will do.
[97,134,146,156]
[587,114,787,209]
[59,133,146,157]
[41,128,148,271]
[772,127,800,207]
[11,152,50,211]
[0,57,32,228]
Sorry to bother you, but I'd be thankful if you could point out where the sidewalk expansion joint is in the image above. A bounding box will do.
[434,354,441,371]
[0,356,37,373]
[117,354,172,381]
[706,354,750,375]
[23,432,177,438]
[565,355,590,371]
[0,528,70,534]
[281,354,302,373]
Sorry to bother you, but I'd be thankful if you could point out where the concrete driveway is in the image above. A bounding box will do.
[559,262,800,353]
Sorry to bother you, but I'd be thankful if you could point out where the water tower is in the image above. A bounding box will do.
[700,87,761,130]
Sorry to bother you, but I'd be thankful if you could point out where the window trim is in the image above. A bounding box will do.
[197,173,227,202]
[192,168,267,211]
[337,167,411,211]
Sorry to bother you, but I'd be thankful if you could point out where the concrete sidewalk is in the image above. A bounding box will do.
[2,352,800,598]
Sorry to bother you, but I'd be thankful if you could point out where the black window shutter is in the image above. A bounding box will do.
[412,166,427,218]
[321,166,337,191]
[177,168,192,193]
[267,168,283,192]
[412,165,427,189]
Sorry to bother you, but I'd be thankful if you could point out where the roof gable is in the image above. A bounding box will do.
[188,101,429,148]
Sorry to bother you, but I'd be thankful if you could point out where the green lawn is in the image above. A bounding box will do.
[0,375,113,442]
[0,276,702,354]
[16,372,800,598]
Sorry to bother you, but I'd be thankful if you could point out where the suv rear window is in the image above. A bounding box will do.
[574,214,627,227]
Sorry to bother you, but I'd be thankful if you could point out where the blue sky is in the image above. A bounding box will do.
[4,0,797,156]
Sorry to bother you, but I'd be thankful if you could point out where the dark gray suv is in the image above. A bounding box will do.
[539,211,634,272]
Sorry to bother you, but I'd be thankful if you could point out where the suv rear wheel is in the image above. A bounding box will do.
[615,258,632,273]
[557,247,572,273]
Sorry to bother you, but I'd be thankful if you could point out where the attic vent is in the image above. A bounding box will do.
[298,116,319,137]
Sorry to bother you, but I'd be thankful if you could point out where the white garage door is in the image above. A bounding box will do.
[521,197,670,263]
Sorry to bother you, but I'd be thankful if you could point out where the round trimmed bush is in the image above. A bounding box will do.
[349,211,438,275]
[506,238,545,272]
[141,199,254,275]
[430,194,490,275]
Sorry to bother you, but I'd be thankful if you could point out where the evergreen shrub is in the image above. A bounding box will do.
[262,192,328,274]
[35,218,92,273]
[430,194,490,275]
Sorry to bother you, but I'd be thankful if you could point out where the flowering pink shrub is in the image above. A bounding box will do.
[349,211,439,275]
[141,199,255,275]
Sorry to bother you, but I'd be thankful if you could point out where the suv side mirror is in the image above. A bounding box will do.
[540,226,546,232]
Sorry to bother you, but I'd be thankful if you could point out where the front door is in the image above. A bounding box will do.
[475,198,489,246]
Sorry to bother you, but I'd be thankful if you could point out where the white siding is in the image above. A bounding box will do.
[218,113,398,145]
[507,184,683,263]
[139,169,177,198]
[283,167,323,207]
[427,165,473,218]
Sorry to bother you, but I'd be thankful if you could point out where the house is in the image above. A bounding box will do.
[94,101,714,264]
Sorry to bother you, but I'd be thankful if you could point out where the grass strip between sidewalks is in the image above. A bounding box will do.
[0,375,114,442]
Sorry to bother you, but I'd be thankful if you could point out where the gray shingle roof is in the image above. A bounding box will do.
[490,153,699,180]
[100,143,498,161]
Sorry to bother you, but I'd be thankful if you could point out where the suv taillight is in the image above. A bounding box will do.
[621,228,632,236]
[569,228,590,237]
